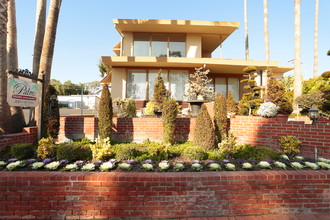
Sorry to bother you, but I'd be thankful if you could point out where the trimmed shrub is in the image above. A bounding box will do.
[98,84,113,139]
[218,131,238,158]
[37,136,55,159]
[232,144,280,160]
[162,98,180,145]
[182,145,207,160]
[153,70,168,110]
[113,98,136,118]
[226,91,238,115]
[42,85,60,140]
[10,143,36,159]
[113,143,141,161]
[56,142,92,162]
[279,135,302,157]
[193,104,215,150]
[145,142,170,162]
[214,93,227,144]
[207,150,225,160]
[295,91,325,114]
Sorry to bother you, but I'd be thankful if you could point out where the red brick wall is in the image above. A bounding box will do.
[0,127,37,151]
[0,171,329,219]
[230,116,330,158]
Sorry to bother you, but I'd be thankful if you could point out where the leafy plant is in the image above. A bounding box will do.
[214,93,227,144]
[226,91,238,115]
[279,135,302,157]
[257,102,280,117]
[185,67,214,101]
[10,144,36,159]
[232,144,279,160]
[295,91,325,114]
[37,136,55,159]
[145,101,158,115]
[162,98,180,145]
[113,98,136,118]
[238,66,263,115]
[113,143,140,161]
[42,85,60,140]
[182,145,207,160]
[152,70,168,110]
[218,131,238,158]
[193,104,215,150]
[56,142,92,162]
[98,84,113,139]
[89,137,114,161]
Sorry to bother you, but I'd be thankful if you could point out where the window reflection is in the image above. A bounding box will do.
[127,70,147,100]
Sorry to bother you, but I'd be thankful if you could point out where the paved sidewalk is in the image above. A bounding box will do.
[158,214,330,220]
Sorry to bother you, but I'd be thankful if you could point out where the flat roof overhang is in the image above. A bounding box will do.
[101,56,293,75]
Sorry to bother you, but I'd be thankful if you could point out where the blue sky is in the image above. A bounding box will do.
[16,0,330,84]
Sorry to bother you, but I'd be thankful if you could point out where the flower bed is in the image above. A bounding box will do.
[0,170,329,219]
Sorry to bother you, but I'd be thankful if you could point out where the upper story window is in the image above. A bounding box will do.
[133,33,186,57]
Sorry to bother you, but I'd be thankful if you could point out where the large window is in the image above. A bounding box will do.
[213,77,240,101]
[127,69,188,100]
[133,34,186,57]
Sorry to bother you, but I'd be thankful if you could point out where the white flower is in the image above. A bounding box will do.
[65,163,78,171]
[0,161,7,167]
[318,162,330,169]
[280,155,290,160]
[100,162,114,172]
[318,158,330,164]
[141,163,154,171]
[31,162,44,170]
[294,156,304,161]
[119,162,131,170]
[158,162,170,171]
[81,163,95,172]
[258,161,272,169]
[6,161,22,171]
[191,163,203,171]
[257,102,280,117]
[44,161,60,170]
[173,163,185,171]
[209,163,221,171]
[242,162,252,170]
[305,162,319,170]
[291,162,303,169]
[225,163,235,171]
[274,161,287,169]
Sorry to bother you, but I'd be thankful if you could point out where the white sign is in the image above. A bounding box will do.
[7,78,40,107]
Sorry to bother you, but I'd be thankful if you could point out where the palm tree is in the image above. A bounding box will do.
[98,60,111,78]
[38,0,62,86]
[328,50,330,56]
[7,0,26,132]
[0,0,12,134]
[293,0,302,113]
[244,0,249,60]
[263,0,269,62]
[29,0,47,126]
[313,0,319,78]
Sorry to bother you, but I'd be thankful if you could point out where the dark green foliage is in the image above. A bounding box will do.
[153,70,168,110]
[56,142,92,162]
[214,93,227,144]
[162,98,180,145]
[232,144,280,160]
[145,142,170,162]
[207,150,225,160]
[226,91,238,114]
[167,142,191,156]
[112,143,141,161]
[10,144,37,159]
[193,104,215,150]
[295,91,325,114]
[238,66,263,115]
[98,84,113,139]
[266,73,293,115]
[182,145,207,160]
[42,85,60,140]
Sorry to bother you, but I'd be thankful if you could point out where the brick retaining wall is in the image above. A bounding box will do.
[0,127,37,151]
[0,171,329,219]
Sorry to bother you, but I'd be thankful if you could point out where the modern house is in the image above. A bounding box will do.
[101,19,292,109]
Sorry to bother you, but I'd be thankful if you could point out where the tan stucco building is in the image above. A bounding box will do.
[101,19,292,108]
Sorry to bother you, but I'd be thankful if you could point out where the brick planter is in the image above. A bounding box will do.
[0,170,329,219]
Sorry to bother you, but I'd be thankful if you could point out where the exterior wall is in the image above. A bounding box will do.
[111,68,126,99]
[121,31,133,56]
[0,171,329,219]
[58,95,99,109]
[186,34,202,58]
[0,127,37,151]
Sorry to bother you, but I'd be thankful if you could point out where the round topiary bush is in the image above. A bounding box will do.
[182,145,207,160]
[10,143,37,159]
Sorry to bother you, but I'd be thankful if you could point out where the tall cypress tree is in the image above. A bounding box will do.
[214,93,227,144]
[98,84,113,139]
[153,70,168,110]
[193,104,214,150]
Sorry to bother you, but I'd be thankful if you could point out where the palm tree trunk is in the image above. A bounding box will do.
[0,0,13,134]
[263,0,270,62]
[30,0,46,126]
[244,0,249,60]
[7,0,26,132]
[313,0,319,78]
[293,0,302,113]
[38,0,62,86]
